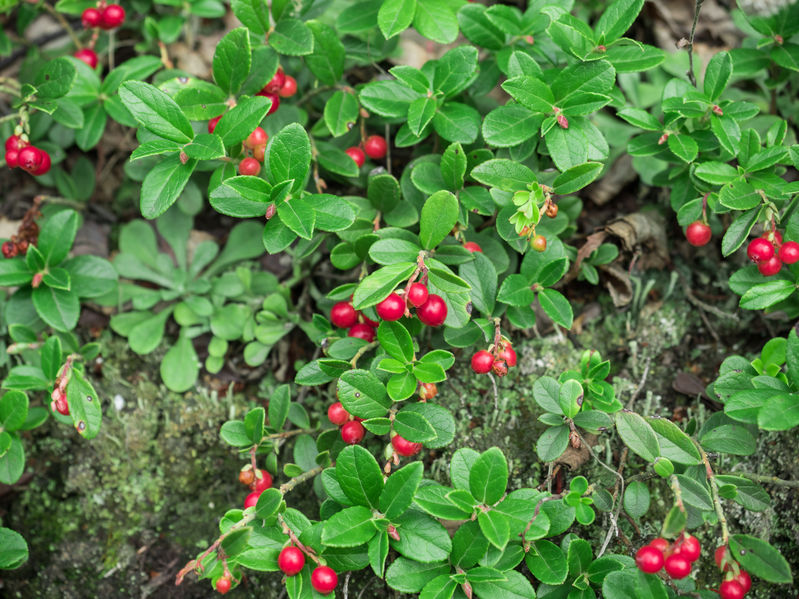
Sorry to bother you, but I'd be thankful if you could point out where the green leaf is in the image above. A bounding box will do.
[646,417,701,465]
[368,531,389,578]
[497,274,535,307]
[182,133,225,160]
[545,125,588,171]
[478,510,510,550]
[553,162,603,195]
[394,410,436,443]
[538,288,573,329]
[757,393,799,430]
[38,209,79,266]
[306,21,345,85]
[160,334,200,392]
[525,539,568,585]
[615,411,660,462]
[704,51,732,101]
[434,46,478,98]
[277,196,315,240]
[353,262,417,310]
[700,423,756,455]
[595,0,644,42]
[378,0,416,39]
[469,447,508,505]
[440,142,466,190]
[0,391,28,432]
[213,95,272,148]
[324,91,359,137]
[537,425,569,462]
[624,480,650,518]
[502,76,554,113]
[401,403,456,449]
[35,58,76,99]
[380,461,423,519]
[269,17,314,55]
[359,80,420,119]
[559,379,583,418]
[212,28,251,95]
[40,336,62,382]
[721,207,759,257]
[386,558,450,593]
[459,252,497,315]
[432,102,480,144]
[32,286,79,332]
[616,107,661,131]
[471,571,535,599]
[667,134,699,163]
[337,369,392,419]
[130,140,181,161]
[66,368,101,439]
[729,534,792,583]
[674,474,713,511]
[267,123,311,193]
[740,280,795,310]
[0,260,32,286]
[336,444,384,508]
[377,321,414,362]
[75,103,106,150]
[471,159,536,191]
[230,0,269,34]
[322,505,376,547]
[694,162,739,185]
[390,511,452,562]
[119,81,194,143]
[0,527,28,570]
[482,105,540,148]
[140,155,197,219]
[413,0,458,44]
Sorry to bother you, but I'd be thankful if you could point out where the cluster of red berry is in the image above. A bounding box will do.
[81,3,126,30]
[714,545,753,599]
[277,546,337,595]
[5,135,50,176]
[635,533,701,579]
[345,134,387,168]
[238,465,273,509]
[470,341,517,377]
[327,401,365,445]
[329,301,378,341]
[746,230,799,276]
[255,67,297,116]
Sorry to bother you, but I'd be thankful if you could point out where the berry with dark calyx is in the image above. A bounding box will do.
[264,67,286,94]
[499,345,517,367]
[416,294,447,326]
[363,135,387,159]
[778,241,799,264]
[732,570,751,594]
[345,146,365,168]
[649,538,669,553]
[74,48,98,69]
[81,7,101,27]
[719,580,746,599]
[686,221,712,247]
[5,150,19,168]
[531,234,547,252]
[407,283,428,307]
[279,75,297,98]
[715,545,732,571]
[330,301,357,329]
[252,469,272,492]
[208,115,222,133]
[278,546,305,576]
[18,146,42,173]
[635,545,664,574]
[33,149,51,176]
[765,230,783,246]
[244,490,261,509]
[419,382,437,400]
[328,402,350,426]
[675,534,700,562]
[471,350,494,374]
[215,576,232,594]
[245,127,268,149]
[757,256,782,277]
[100,4,125,29]
[492,359,508,377]
[463,241,482,253]
[239,157,261,176]
[664,554,692,579]
[2,242,15,258]
[376,292,405,321]
[311,566,338,595]
[341,420,365,445]
[747,237,774,263]
[348,323,375,342]
[238,466,255,486]
[391,434,422,457]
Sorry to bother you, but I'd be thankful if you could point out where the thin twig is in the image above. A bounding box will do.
[723,471,799,488]
[686,0,705,86]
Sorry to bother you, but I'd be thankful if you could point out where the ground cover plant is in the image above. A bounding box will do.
[1,0,798,597]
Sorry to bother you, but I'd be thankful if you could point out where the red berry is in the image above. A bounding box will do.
[407,283,428,307]
[253,144,266,162]
[359,313,379,328]
[215,576,231,594]
[363,135,387,160]
[278,546,305,576]
[239,157,260,176]
[719,580,745,599]
[256,90,280,114]
[310,566,338,594]
[238,467,255,486]
[419,382,437,400]
[18,146,42,173]
[264,67,286,94]
[471,350,494,374]
[635,545,664,574]
[416,294,447,326]
[649,538,669,553]
[252,469,272,492]
[245,127,267,149]
[499,345,517,367]
[664,554,692,579]
[675,534,701,562]
[715,545,732,571]
[244,490,261,509]
[341,420,365,445]
[463,241,482,253]
[55,395,70,415]
[376,292,405,321]
[330,301,357,329]
[747,237,774,263]
[328,402,350,426]
[6,150,19,168]
[208,115,222,133]
[686,221,712,247]
[778,240,799,264]
[531,234,547,252]
[1,241,14,258]
[732,569,751,594]
[757,256,782,276]
[33,150,51,176]
[348,323,375,342]
[345,146,365,168]
[74,48,98,69]
[5,135,24,152]
[279,75,297,98]
[100,4,125,29]
[492,359,508,377]
[81,7,101,27]
[391,434,422,457]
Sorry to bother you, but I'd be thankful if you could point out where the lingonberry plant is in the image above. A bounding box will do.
[1,0,798,596]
